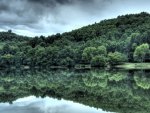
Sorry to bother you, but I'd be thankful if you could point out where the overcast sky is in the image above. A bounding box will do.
[0,0,150,36]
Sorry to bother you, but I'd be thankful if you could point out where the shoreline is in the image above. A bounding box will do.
[0,63,150,70]
[115,63,150,70]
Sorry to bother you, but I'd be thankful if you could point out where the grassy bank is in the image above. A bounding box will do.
[115,63,150,70]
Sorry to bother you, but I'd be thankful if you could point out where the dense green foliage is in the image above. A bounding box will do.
[0,69,150,113]
[0,12,150,67]
[134,43,150,62]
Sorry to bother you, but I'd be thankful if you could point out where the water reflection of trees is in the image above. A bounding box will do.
[0,69,149,113]
[134,71,150,89]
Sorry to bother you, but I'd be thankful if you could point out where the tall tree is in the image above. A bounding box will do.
[134,43,149,62]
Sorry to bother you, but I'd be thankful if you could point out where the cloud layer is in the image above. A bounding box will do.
[0,96,112,113]
[0,0,150,36]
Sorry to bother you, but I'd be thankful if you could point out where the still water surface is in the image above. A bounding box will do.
[0,69,149,113]
[0,96,113,113]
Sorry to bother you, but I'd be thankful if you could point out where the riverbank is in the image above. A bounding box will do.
[115,63,150,70]
[0,63,150,70]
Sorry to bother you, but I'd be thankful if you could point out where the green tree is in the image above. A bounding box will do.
[8,29,12,33]
[34,45,46,66]
[2,44,11,54]
[97,46,107,55]
[133,43,149,62]
[91,55,108,67]
[82,47,97,62]
[0,54,14,66]
[108,52,127,65]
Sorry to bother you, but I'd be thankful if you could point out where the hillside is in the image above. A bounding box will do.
[0,12,150,68]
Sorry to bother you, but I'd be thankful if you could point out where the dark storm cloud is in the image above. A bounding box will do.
[0,3,9,12]
[28,0,71,5]
[28,0,94,6]
[0,0,112,36]
[0,0,99,24]
[0,0,150,36]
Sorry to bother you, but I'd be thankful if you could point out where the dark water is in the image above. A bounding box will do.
[0,69,149,113]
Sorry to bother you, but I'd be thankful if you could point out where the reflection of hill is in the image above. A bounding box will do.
[0,69,149,113]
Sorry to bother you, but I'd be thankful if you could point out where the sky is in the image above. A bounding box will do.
[0,0,150,37]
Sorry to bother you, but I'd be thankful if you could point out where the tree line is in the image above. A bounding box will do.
[0,12,150,68]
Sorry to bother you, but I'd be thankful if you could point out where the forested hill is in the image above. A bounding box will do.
[0,12,150,68]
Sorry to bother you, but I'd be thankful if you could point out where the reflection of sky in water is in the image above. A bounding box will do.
[0,96,114,113]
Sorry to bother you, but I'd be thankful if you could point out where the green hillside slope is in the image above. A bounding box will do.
[0,12,150,68]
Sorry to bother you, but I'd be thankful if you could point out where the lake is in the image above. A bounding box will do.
[0,69,149,113]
